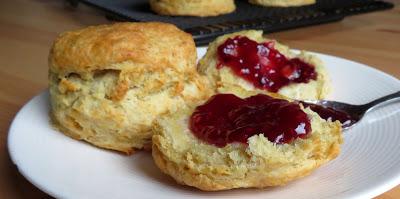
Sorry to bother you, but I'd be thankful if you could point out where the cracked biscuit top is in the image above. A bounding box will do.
[49,22,197,78]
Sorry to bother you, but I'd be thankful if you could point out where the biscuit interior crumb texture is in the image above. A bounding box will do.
[152,91,343,190]
[49,22,212,154]
[249,0,316,7]
[149,0,236,17]
[198,30,331,100]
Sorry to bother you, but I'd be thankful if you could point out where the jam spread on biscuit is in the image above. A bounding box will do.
[189,94,311,147]
[217,36,317,92]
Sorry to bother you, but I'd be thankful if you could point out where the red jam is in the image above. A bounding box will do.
[217,36,317,92]
[189,94,311,147]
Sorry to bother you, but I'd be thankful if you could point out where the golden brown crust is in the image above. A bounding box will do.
[49,22,214,154]
[249,0,316,7]
[149,0,236,17]
[49,22,196,77]
[198,30,331,100]
[152,94,343,190]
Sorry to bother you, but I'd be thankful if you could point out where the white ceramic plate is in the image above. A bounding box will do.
[8,48,400,199]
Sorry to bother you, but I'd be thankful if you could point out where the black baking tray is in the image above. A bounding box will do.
[74,0,393,45]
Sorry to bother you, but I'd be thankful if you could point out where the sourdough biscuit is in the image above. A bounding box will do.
[49,22,212,154]
[249,0,316,7]
[152,92,343,191]
[198,30,331,100]
[149,0,236,17]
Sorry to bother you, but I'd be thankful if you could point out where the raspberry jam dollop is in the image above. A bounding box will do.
[189,94,311,147]
[217,36,317,92]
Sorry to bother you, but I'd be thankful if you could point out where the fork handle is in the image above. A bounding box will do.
[364,91,400,113]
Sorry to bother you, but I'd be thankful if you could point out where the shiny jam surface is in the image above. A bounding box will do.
[189,94,311,147]
[217,36,317,92]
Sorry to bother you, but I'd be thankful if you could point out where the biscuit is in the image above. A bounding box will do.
[149,0,236,17]
[152,92,343,191]
[49,22,212,154]
[249,0,316,7]
[198,30,331,100]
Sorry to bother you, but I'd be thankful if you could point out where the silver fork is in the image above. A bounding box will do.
[303,91,400,130]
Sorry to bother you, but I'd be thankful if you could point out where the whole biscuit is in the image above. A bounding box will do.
[49,22,212,154]
[149,0,236,17]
